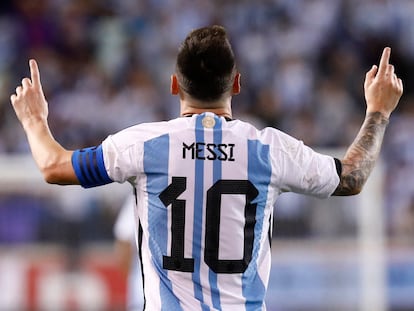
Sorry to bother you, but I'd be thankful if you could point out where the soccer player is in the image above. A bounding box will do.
[10,26,403,310]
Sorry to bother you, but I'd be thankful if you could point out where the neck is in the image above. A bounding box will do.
[180,98,233,119]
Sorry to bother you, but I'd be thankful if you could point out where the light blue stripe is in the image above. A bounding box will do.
[192,114,209,311]
[209,115,223,309]
[144,134,183,311]
[243,140,271,310]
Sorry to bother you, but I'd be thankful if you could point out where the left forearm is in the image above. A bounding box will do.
[333,112,389,196]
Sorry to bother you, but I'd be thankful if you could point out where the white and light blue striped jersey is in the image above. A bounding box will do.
[74,112,339,311]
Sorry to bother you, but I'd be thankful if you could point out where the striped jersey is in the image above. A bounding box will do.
[72,112,340,311]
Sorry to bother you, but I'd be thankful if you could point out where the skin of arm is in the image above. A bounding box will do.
[10,60,78,185]
[333,47,403,196]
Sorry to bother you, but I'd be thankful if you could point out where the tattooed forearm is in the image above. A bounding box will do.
[333,112,389,196]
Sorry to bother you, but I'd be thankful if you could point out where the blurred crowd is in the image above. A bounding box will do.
[1,0,414,241]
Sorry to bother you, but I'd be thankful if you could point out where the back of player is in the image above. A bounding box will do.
[102,112,338,311]
[140,113,271,311]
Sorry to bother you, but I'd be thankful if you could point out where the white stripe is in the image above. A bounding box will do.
[168,125,200,309]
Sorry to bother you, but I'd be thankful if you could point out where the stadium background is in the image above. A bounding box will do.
[1,0,414,310]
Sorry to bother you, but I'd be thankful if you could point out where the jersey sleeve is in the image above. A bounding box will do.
[71,145,114,188]
[272,131,340,198]
[72,125,144,187]
[100,130,143,184]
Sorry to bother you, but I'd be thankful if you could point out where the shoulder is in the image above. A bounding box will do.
[229,119,298,146]
[103,118,190,151]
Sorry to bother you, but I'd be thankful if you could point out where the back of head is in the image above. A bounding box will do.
[176,25,237,103]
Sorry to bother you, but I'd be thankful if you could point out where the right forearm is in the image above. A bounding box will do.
[333,111,389,196]
[25,121,77,184]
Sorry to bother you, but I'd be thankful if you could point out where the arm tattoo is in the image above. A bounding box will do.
[333,112,389,196]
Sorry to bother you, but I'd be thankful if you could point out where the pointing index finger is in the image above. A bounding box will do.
[377,47,391,76]
[29,59,42,88]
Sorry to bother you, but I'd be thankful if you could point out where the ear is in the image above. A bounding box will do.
[232,73,241,95]
[171,74,179,95]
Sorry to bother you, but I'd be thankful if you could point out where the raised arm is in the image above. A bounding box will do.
[10,59,79,185]
[333,47,403,196]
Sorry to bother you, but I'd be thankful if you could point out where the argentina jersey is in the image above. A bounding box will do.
[138,112,274,311]
[74,112,339,311]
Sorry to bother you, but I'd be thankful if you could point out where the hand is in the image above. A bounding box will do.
[10,59,49,130]
[364,47,403,118]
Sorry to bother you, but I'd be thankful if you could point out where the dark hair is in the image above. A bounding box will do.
[176,25,237,102]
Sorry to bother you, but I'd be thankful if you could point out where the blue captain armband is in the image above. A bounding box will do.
[71,145,113,188]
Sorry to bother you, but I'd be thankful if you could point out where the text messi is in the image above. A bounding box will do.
[182,142,235,161]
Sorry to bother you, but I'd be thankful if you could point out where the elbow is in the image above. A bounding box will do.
[333,174,366,196]
[37,153,62,184]
[38,151,76,185]
[347,186,363,196]
[41,165,64,185]
[345,172,367,196]
[332,186,362,196]
[43,171,59,185]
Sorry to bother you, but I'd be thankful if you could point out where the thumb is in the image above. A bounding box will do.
[364,65,377,89]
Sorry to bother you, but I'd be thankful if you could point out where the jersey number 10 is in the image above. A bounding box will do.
[159,177,259,274]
